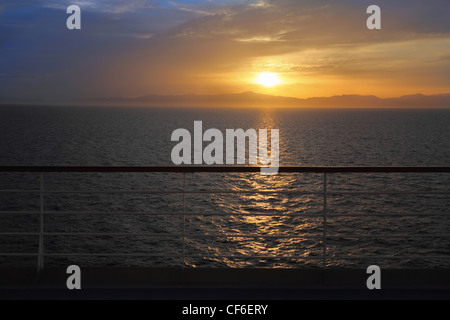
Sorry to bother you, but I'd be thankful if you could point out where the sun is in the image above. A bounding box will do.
[255,72,282,87]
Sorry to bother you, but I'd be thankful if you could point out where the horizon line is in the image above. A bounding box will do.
[1,91,450,109]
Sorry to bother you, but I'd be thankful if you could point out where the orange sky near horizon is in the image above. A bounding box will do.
[1,1,450,101]
[159,36,450,100]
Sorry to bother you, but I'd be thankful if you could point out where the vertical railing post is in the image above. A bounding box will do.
[182,172,187,268]
[323,172,327,269]
[37,172,44,274]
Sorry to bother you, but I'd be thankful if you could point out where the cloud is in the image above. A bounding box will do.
[42,0,157,14]
[1,0,450,100]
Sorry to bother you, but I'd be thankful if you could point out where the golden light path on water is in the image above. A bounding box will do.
[202,111,324,268]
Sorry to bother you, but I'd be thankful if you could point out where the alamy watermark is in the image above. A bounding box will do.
[65,4,381,31]
[171,121,279,175]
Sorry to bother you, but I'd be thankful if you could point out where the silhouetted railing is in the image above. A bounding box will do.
[0,166,449,273]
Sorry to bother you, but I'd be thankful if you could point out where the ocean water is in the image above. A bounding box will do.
[0,105,450,269]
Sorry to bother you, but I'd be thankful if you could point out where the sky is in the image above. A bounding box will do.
[1,0,450,101]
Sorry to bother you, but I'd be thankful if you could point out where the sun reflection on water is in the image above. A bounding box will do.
[205,111,324,267]
[181,110,326,268]
[210,171,324,268]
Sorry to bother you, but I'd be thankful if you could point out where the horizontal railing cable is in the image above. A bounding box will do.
[0,166,449,271]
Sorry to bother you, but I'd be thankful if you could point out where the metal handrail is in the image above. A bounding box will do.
[2,211,450,217]
[0,166,449,272]
[1,166,450,173]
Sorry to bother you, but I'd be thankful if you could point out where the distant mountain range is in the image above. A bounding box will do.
[80,92,450,108]
[3,92,450,108]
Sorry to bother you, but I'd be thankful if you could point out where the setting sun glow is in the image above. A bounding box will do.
[255,72,282,88]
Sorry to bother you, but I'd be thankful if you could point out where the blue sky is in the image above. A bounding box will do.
[1,0,450,101]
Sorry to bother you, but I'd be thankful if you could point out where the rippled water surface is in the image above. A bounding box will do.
[0,105,449,268]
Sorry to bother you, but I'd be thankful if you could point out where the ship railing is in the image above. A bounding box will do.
[0,166,449,273]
